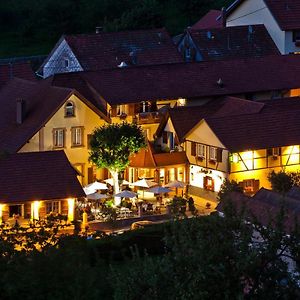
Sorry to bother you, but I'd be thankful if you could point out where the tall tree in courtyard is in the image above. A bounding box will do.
[89,122,146,205]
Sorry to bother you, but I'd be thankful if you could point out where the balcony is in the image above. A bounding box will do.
[136,111,161,124]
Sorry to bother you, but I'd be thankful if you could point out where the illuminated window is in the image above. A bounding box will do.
[53,128,65,148]
[71,127,83,147]
[197,144,205,158]
[231,153,239,163]
[140,101,151,113]
[46,201,60,214]
[65,101,75,117]
[117,105,126,116]
[209,147,217,161]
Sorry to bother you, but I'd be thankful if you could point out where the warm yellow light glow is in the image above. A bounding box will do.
[177,98,186,106]
[31,201,40,220]
[68,198,75,222]
[0,204,3,222]
[232,153,239,163]
[242,151,253,160]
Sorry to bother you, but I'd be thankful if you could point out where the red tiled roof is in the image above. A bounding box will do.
[0,62,35,90]
[192,10,222,30]
[264,0,300,30]
[64,28,183,70]
[206,96,300,152]
[129,142,188,168]
[0,151,85,203]
[217,188,300,232]
[188,25,279,61]
[0,78,106,153]
[57,55,300,105]
[157,96,264,142]
[226,0,300,31]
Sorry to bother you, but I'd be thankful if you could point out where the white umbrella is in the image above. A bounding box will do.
[147,186,172,194]
[87,193,109,200]
[164,180,186,189]
[114,190,137,198]
[83,187,96,195]
[85,181,108,190]
[104,178,131,186]
[131,178,157,188]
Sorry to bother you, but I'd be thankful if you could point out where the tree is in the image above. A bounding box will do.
[217,179,243,202]
[89,122,146,205]
[268,171,293,194]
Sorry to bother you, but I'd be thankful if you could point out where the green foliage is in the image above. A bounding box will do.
[217,178,243,201]
[89,122,146,173]
[0,0,232,57]
[268,170,293,194]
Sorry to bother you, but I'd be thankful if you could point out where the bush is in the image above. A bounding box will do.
[268,171,293,194]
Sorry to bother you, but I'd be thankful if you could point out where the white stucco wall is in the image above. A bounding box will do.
[43,39,83,78]
[226,0,286,53]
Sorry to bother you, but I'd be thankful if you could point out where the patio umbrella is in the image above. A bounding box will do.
[147,186,172,194]
[104,178,131,186]
[131,179,158,200]
[164,180,186,188]
[86,193,109,200]
[85,181,108,190]
[83,187,96,195]
[131,178,157,188]
[114,190,137,198]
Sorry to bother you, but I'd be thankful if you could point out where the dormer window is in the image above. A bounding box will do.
[65,101,75,117]
[64,58,69,68]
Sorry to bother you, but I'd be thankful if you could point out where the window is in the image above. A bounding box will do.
[64,58,69,68]
[140,101,151,113]
[65,101,75,117]
[117,104,126,116]
[209,147,217,161]
[241,179,260,194]
[71,127,83,147]
[197,144,205,158]
[53,128,65,148]
[46,201,60,214]
[293,30,300,42]
[267,147,281,157]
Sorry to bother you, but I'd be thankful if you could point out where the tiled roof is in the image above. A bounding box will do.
[206,96,300,152]
[0,62,35,90]
[57,55,300,105]
[64,28,183,70]
[50,72,108,114]
[226,0,300,31]
[188,25,279,61]
[217,188,300,231]
[192,10,222,30]
[0,151,85,203]
[129,142,188,168]
[264,0,300,30]
[157,96,264,142]
[0,78,105,153]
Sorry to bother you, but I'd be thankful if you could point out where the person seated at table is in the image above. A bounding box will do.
[147,203,153,211]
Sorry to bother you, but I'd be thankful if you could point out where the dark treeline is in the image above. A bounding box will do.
[0,0,231,57]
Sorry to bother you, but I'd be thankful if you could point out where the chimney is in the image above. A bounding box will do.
[95,26,103,34]
[16,98,26,124]
[221,7,226,28]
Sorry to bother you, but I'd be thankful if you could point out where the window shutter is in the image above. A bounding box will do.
[111,106,117,117]
[267,148,272,156]
[163,131,168,144]
[217,148,223,162]
[253,180,260,193]
[278,147,282,156]
[238,181,244,189]
[191,142,196,156]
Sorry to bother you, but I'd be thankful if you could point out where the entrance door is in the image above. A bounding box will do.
[204,176,215,191]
